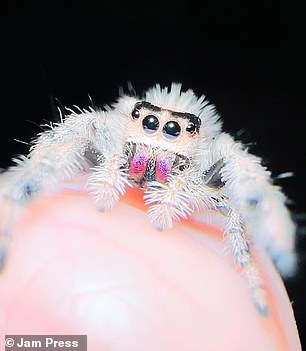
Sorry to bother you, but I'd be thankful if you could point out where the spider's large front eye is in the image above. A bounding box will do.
[162,121,181,139]
[142,115,159,134]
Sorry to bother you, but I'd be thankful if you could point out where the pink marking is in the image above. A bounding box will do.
[129,150,150,180]
[156,152,173,183]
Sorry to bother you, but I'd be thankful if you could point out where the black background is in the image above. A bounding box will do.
[1,1,305,347]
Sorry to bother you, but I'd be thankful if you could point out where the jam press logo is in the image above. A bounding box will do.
[5,335,87,350]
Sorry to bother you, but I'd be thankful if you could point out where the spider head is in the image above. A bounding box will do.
[126,101,202,157]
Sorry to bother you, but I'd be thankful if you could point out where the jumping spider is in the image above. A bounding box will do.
[0,83,296,315]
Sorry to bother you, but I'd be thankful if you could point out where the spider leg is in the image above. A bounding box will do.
[208,133,296,277]
[222,203,268,315]
[144,172,193,231]
[0,108,126,269]
[87,155,130,211]
[144,162,222,231]
[196,162,269,315]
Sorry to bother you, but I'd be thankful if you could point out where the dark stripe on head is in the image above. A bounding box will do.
[133,101,201,131]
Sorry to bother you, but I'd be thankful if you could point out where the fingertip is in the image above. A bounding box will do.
[0,186,302,351]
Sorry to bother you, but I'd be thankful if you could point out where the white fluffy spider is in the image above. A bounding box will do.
[0,83,296,315]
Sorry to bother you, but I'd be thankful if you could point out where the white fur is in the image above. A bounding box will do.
[0,83,296,315]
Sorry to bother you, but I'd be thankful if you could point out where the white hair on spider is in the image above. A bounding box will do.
[144,82,222,139]
[0,82,296,317]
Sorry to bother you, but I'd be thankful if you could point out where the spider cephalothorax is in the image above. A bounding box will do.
[0,83,296,316]
[123,101,201,187]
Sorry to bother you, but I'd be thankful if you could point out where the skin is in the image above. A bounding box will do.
[0,179,302,351]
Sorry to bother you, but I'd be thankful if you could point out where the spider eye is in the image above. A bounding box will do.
[131,108,140,119]
[142,115,159,134]
[186,122,196,135]
[162,121,181,139]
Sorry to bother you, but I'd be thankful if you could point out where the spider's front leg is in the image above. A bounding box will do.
[144,171,193,231]
[87,155,130,212]
[144,155,211,231]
